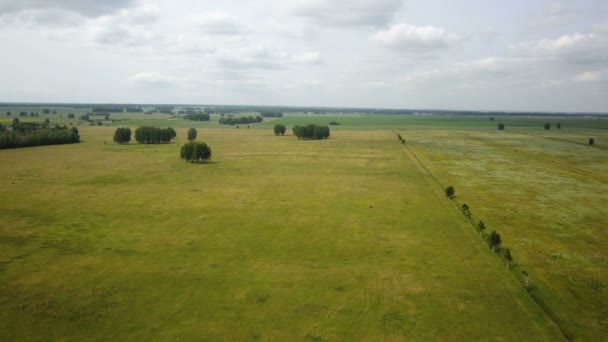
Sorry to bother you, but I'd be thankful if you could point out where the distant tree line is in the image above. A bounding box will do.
[93,107,124,113]
[184,113,210,121]
[1,122,79,149]
[219,116,263,125]
[134,127,176,144]
[260,111,283,117]
[292,124,330,140]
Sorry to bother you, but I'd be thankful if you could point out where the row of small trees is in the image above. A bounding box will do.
[219,116,263,125]
[447,187,518,276]
[184,113,210,121]
[113,127,176,144]
[292,124,330,140]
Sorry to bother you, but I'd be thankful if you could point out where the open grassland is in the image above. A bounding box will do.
[406,127,608,340]
[0,125,564,340]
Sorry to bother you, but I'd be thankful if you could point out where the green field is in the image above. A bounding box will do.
[1,110,606,340]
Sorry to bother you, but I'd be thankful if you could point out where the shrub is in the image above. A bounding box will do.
[187,128,197,141]
[589,138,595,146]
[544,123,551,130]
[498,123,505,130]
[445,186,455,198]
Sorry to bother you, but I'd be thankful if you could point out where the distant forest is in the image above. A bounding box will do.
[0,103,606,117]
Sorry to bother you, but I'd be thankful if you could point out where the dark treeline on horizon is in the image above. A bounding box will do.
[0,102,606,117]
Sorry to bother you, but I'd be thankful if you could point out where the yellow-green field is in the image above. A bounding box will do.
[1,113,606,340]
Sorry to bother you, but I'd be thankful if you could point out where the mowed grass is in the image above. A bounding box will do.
[0,125,563,340]
[406,127,608,340]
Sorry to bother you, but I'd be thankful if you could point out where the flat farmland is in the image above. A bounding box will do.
[0,125,563,340]
[407,127,608,340]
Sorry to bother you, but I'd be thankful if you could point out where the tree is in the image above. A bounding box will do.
[487,230,502,252]
[505,249,513,268]
[67,113,75,119]
[498,123,505,130]
[274,124,286,136]
[522,271,529,288]
[187,128,197,141]
[589,138,595,146]
[445,186,455,198]
[556,122,561,129]
[544,123,551,130]
[477,220,486,236]
[6,112,11,116]
[113,127,131,143]
[12,118,20,128]
[180,141,212,162]
[489,117,494,121]
[461,203,471,220]
[42,108,50,114]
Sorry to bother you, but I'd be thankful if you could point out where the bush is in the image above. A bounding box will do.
[445,186,455,198]
[556,122,561,129]
[544,123,551,130]
[113,127,131,143]
[589,138,595,146]
[498,123,505,130]
[180,141,212,162]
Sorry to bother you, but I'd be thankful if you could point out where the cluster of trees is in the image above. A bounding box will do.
[219,116,263,125]
[260,111,283,117]
[273,124,286,136]
[180,141,211,162]
[113,127,132,143]
[134,126,176,144]
[0,124,79,149]
[292,124,330,140]
[156,107,174,114]
[184,113,210,121]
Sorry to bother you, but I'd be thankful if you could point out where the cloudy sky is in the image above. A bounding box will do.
[1,0,607,112]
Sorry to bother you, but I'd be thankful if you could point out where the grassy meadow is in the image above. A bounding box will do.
[1,109,606,340]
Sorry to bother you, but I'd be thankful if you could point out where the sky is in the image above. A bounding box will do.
[0,0,607,112]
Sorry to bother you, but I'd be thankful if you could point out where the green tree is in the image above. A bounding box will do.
[181,141,212,162]
[589,138,595,146]
[556,122,561,129]
[487,230,502,252]
[505,249,513,268]
[113,127,131,143]
[445,186,455,198]
[498,123,505,130]
[274,124,286,136]
[477,220,486,236]
[544,123,551,130]
[187,128,197,141]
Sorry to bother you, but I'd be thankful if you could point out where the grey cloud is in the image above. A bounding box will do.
[0,0,135,17]
[372,23,462,52]
[293,0,402,27]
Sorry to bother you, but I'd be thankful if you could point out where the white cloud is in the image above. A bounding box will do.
[293,0,402,27]
[291,52,323,65]
[575,71,602,83]
[372,23,462,51]
[189,11,246,35]
[129,72,175,87]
